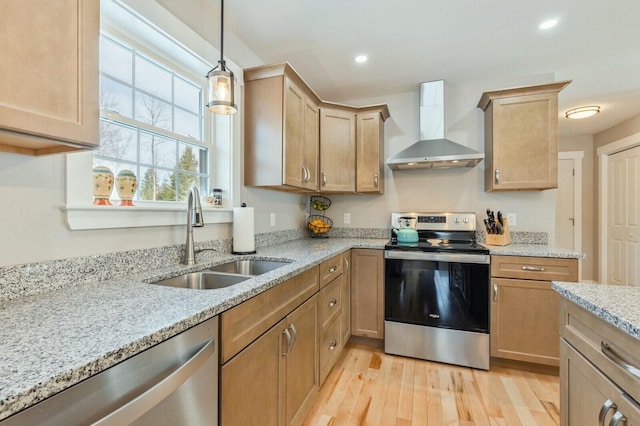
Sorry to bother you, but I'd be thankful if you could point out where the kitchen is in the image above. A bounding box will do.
[1,0,639,425]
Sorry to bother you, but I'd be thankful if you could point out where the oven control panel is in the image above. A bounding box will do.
[391,212,476,231]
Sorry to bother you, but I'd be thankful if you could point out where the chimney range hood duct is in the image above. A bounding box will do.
[386,80,484,170]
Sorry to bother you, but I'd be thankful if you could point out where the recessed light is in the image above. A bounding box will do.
[355,55,368,63]
[539,19,558,30]
[565,106,601,119]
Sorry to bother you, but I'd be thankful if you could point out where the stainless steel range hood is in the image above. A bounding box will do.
[386,80,484,170]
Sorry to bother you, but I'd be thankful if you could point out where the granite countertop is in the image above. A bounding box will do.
[553,282,640,341]
[484,243,585,259]
[0,238,386,421]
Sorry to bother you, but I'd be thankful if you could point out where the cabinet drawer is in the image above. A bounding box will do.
[561,299,640,405]
[319,254,343,288]
[319,315,342,384]
[318,275,343,330]
[220,267,319,363]
[491,255,578,281]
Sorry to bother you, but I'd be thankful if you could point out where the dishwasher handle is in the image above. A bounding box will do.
[93,339,215,426]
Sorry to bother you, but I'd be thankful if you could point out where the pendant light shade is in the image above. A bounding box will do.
[206,0,237,115]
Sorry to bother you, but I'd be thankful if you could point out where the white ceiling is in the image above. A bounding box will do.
[193,0,640,137]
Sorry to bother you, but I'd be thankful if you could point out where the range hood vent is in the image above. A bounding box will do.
[386,80,484,170]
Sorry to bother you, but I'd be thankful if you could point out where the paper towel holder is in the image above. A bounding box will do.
[232,203,257,255]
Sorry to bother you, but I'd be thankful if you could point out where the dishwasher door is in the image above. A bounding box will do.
[2,316,218,426]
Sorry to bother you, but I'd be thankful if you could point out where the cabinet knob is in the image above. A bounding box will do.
[329,340,337,351]
[329,266,338,273]
[328,299,337,308]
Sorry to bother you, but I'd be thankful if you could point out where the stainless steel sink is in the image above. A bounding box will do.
[150,272,250,290]
[208,259,291,276]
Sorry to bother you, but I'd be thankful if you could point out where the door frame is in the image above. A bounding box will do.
[597,131,640,282]
[558,151,583,257]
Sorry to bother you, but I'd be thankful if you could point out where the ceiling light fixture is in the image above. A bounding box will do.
[539,18,558,30]
[355,55,368,63]
[206,0,237,115]
[565,106,601,119]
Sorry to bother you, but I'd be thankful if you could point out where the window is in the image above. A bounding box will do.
[96,34,209,202]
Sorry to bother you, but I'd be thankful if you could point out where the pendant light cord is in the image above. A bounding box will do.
[220,0,225,66]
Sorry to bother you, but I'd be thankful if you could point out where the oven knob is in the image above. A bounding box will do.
[454,217,460,223]
[463,217,469,223]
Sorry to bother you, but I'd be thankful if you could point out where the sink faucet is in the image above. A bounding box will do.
[182,186,204,265]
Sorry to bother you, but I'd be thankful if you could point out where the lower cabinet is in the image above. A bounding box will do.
[490,255,578,366]
[351,249,384,339]
[220,295,319,426]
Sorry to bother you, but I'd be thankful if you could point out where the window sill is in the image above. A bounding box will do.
[63,204,233,230]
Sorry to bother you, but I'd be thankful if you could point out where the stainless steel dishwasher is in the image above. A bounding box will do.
[2,316,218,426]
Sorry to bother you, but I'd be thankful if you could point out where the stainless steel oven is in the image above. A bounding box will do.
[384,212,490,370]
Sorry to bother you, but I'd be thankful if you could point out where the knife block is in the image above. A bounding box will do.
[485,219,511,246]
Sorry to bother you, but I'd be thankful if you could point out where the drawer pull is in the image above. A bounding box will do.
[493,283,498,302]
[329,340,337,351]
[521,266,545,272]
[328,299,337,308]
[289,324,297,352]
[610,411,627,426]
[599,399,616,426]
[329,266,338,273]
[601,341,640,379]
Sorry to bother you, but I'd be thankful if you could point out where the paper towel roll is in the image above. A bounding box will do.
[232,206,256,254]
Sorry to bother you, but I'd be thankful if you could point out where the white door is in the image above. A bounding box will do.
[556,158,575,249]
[607,145,640,286]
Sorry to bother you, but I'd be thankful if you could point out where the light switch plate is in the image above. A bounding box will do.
[507,213,517,227]
[270,213,276,227]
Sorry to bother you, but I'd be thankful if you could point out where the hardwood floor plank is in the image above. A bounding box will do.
[304,340,560,426]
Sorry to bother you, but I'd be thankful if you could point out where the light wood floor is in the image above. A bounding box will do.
[303,339,560,426]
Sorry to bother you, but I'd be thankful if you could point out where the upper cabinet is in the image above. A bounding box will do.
[244,63,389,194]
[0,0,99,155]
[244,64,321,192]
[477,81,571,191]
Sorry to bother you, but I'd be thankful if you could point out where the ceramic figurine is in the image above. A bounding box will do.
[92,166,114,205]
[116,169,137,206]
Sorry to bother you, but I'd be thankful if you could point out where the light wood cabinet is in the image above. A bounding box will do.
[560,299,640,425]
[221,295,319,426]
[490,255,578,366]
[477,81,571,191]
[351,249,384,339]
[356,108,389,194]
[319,106,356,193]
[0,0,99,155]
[341,251,352,345]
[244,63,320,192]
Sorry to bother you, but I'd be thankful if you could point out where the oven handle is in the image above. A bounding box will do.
[384,250,490,265]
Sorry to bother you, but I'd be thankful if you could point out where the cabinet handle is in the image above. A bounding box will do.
[495,169,500,184]
[521,266,545,272]
[282,327,292,357]
[599,400,617,426]
[305,166,311,183]
[329,266,337,273]
[344,257,349,272]
[322,172,327,187]
[374,173,379,187]
[289,324,297,352]
[492,283,498,302]
[302,166,309,183]
[601,341,640,379]
[610,411,627,426]
[329,339,337,351]
[328,299,337,308]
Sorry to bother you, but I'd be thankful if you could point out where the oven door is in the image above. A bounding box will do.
[384,250,490,333]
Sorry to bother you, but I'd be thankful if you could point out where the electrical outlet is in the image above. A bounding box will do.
[507,213,517,227]
[344,213,351,224]
[270,213,276,227]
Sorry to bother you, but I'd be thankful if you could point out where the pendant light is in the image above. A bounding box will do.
[206,0,237,115]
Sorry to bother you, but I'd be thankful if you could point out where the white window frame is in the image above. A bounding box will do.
[63,0,241,230]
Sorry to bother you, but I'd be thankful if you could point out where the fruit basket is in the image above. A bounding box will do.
[310,195,331,211]
[307,215,333,237]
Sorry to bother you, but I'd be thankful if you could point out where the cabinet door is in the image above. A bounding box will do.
[0,0,99,155]
[356,112,384,194]
[341,251,352,344]
[488,92,558,190]
[285,295,319,425]
[284,77,305,188]
[301,97,319,191]
[319,108,356,192]
[351,249,384,339]
[560,340,640,426]
[491,278,560,365]
[221,318,287,426]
